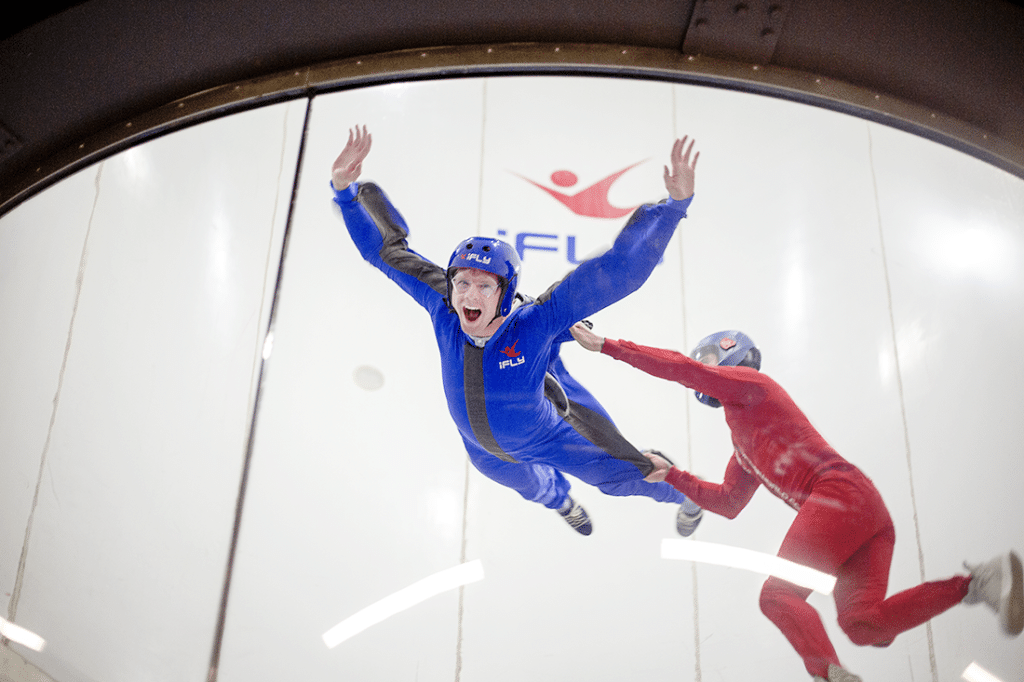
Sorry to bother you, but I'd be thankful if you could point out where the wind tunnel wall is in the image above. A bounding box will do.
[1,76,1022,682]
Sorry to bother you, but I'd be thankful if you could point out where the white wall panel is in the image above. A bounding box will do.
[216,81,488,682]
[871,122,1024,682]
[0,99,303,681]
[0,165,99,621]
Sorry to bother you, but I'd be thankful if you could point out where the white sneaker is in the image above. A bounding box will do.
[964,550,1024,636]
[676,498,703,537]
[557,496,593,536]
[811,664,862,682]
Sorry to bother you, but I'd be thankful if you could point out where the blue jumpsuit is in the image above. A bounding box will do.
[333,181,690,510]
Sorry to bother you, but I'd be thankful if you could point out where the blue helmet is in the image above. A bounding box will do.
[690,330,761,408]
[447,237,521,317]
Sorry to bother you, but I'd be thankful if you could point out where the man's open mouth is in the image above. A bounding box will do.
[463,307,481,322]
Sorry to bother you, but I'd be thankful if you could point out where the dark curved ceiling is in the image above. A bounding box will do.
[2,0,1024,213]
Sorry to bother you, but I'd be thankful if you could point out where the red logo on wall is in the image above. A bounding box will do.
[515,161,646,219]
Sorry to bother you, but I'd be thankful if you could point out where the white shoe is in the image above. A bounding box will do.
[811,664,862,682]
[557,496,593,536]
[964,550,1024,636]
[676,498,703,537]
[641,449,703,537]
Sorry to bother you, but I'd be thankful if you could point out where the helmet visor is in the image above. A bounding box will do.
[692,344,722,366]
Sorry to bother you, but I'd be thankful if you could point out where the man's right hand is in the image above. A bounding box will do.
[663,135,699,201]
[331,125,372,190]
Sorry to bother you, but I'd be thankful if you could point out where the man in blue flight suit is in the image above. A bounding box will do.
[331,125,702,537]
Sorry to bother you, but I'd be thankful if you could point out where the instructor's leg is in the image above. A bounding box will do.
[834,524,970,646]
[760,577,839,678]
[760,477,883,678]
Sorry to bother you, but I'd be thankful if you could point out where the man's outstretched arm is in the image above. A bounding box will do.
[540,136,701,327]
[330,126,448,303]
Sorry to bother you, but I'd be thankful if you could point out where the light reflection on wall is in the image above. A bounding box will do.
[928,221,1018,285]
[0,616,45,652]
[322,560,485,649]
[962,661,1005,682]
[893,317,930,378]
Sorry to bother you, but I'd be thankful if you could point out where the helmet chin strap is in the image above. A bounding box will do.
[488,288,525,323]
[488,291,504,323]
[487,282,510,323]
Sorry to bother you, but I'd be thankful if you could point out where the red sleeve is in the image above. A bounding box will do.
[664,456,759,519]
[602,338,761,406]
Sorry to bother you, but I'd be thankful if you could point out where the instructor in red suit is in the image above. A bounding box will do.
[570,323,1022,682]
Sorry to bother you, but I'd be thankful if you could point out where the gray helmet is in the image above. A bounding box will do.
[690,330,760,408]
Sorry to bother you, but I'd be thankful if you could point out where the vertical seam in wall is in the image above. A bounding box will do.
[671,83,701,682]
[867,124,938,682]
[475,79,488,235]
[244,101,292,437]
[457,78,488,682]
[691,563,701,682]
[6,162,103,626]
[454,458,471,682]
[205,98,313,682]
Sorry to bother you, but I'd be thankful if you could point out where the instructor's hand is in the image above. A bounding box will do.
[570,322,605,352]
[332,125,372,190]
[642,451,672,483]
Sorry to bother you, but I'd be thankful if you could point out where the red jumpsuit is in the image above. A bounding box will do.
[602,338,970,678]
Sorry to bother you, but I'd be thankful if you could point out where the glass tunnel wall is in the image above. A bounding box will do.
[1,77,1022,682]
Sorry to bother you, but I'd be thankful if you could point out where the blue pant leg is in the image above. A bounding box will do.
[549,431,687,503]
[463,438,571,510]
[546,357,688,505]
